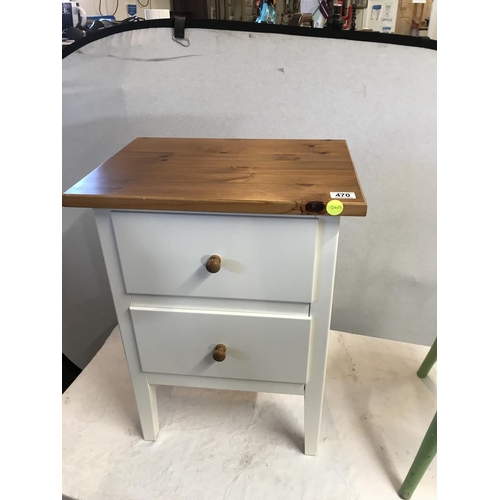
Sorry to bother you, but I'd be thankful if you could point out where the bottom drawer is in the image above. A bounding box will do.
[130,308,311,384]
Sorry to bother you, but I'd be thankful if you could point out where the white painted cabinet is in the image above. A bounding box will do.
[63,138,367,455]
[94,208,341,455]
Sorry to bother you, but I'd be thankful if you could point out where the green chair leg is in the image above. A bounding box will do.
[398,412,437,499]
[417,339,437,378]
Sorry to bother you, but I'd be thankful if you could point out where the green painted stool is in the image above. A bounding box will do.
[398,339,437,500]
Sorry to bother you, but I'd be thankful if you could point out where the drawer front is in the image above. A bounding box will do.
[130,308,311,384]
[111,211,317,303]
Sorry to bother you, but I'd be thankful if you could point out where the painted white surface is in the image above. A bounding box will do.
[99,208,335,453]
[304,216,339,454]
[131,307,311,383]
[62,27,436,370]
[111,211,318,303]
[94,209,159,440]
[73,0,171,22]
[62,326,437,500]
[147,372,305,395]
[131,294,311,316]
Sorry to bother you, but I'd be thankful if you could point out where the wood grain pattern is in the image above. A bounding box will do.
[62,138,367,216]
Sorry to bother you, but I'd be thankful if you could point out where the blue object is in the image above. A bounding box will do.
[127,4,138,16]
[256,2,276,24]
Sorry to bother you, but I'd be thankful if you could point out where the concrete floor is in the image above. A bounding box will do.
[62,327,437,500]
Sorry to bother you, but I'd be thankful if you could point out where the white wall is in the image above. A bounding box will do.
[75,0,171,21]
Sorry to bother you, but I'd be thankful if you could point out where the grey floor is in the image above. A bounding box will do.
[62,327,437,500]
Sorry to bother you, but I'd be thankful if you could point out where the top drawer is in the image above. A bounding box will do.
[111,211,317,303]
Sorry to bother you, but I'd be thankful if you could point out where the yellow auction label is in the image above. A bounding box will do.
[326,200,344,216]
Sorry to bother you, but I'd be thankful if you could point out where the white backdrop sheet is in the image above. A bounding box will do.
[62,27,436,366]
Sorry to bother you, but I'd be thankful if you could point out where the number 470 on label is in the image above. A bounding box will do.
[330,192,356,199]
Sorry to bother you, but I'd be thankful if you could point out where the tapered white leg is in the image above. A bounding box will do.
[94,209,160,440]
[304,347,329,455]
[304,217,340,455]
[304,391,321,455]
[134,378,159,440]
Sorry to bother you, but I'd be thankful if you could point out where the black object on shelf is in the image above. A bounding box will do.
[329,5,344,29]
[171,0,209,18]
[350,4,357,31]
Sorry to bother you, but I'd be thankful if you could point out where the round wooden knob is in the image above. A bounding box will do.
[213,344,226,362]
[206,255,222,273]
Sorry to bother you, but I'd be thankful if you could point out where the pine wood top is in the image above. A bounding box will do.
[62,138,367,216]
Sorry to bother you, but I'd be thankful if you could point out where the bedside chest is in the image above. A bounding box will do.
[62,138,367,455]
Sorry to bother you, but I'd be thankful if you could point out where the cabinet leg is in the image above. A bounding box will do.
[93,211,160,441]
[304,217,340,456]
[134,377,159,441]
[304,381,325,456]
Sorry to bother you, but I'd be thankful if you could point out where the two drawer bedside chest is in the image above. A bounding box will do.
[62,138,367,455]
